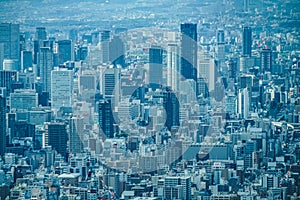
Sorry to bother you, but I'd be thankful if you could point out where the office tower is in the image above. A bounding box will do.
[167,44,180,91]
[180,23,197,81]
[0,96,6,156]
[109,35,125,68]
[10,89,38,110]
[261,48,272,73]
[163,88,179,131]
[21,51,33,71]
[45,122,68,159]
[0,70,18,95]
[198,51,216,92]
[216,29,225,65]
[242,26,252,57]
[100,66,121,108]
[244,0,249,12]
[164,177,191,200]
[38,47,53,93]
[98,98,115,138]
[100,31,111,63]
[0,23,20,70]
[149,46,163,88]
[228,59,237,79]
[58,40,73,65]
[69,29,78,43]
[69,116,84,154]
[35,27,47,41]
[51,68,73,110]
[237,88,250,119]
[33,27,47,65]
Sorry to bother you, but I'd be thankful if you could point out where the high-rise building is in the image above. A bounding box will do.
[180,23,197,81]
[149,46,163,88]
[100,66,121,108]
[33,27,47,65]
[163,88,179,131]
[0,70,18,95]
[100,31,111,63]
[261,48,272,73]
[0,95,6,156]
[69,116,84,154]
[45,122,68,159]
[58,40,73,65]
[35,27,47,41]
[51,68,73,110]
[21,51,33,71]
[237,88,250,119]
[10,89,38,110]
[242,26,252,57]
[109,35,125,68]
[167,43,180,92]
[198,51,216,92]
[0,23,20,70]
[38,47,53,93]
[98,98,115,138]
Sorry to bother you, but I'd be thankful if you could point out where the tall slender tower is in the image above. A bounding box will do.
[163,88,179,131]
[242,26,252,57]
[167,43,180,92]
[149,46,163,89]
[0,95,6,156]
[38,47,53,93]
[98,98,115,138]
[0,23,20,70]
[180,23,197,81]
[261,48,272,73]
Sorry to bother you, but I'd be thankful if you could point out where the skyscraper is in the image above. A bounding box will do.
[69,116,84,154]
[180,23,197,81]
[261,48,272,73]
[100,31,111,63]
[38,47,53,93]
[100,66,121,108]
[149,46,163,88]
[167,43,180,92]
[51,68,73,110]
[58,40,73,65]
[163,88,179,131]
[109,35,125,68]
[242,26,252,57]
[0,23,20,70]
[21,51,33,71]
[0,96,6,156]
[33,27,47,65]
[45,122,68,159]
[98,98,115,138]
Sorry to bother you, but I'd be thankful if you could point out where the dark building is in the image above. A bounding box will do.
[163,88,180,131]
[149,46,163,88]
[0,70,18,95]
[180,23,197,81]
[0,23,20,70]
[109,35,125,68]
[0,96,6,156]
[35,27,47,41]
[98,98,115,138]
[46,123,68,159]
[100,30,111,42]
[261,48,272,73]
[228,59,237,79]
[242,26,252,57]
[21,50,33,71]
[13,121,35,139]
[58,40,72,65]
[216,29,225,44]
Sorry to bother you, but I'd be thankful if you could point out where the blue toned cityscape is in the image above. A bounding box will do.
[0,0,299,199]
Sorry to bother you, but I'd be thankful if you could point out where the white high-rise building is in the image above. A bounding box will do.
[237,88,250,119]
[167,43,180,92]
[198,51,216,92]
[51,68,73,110]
